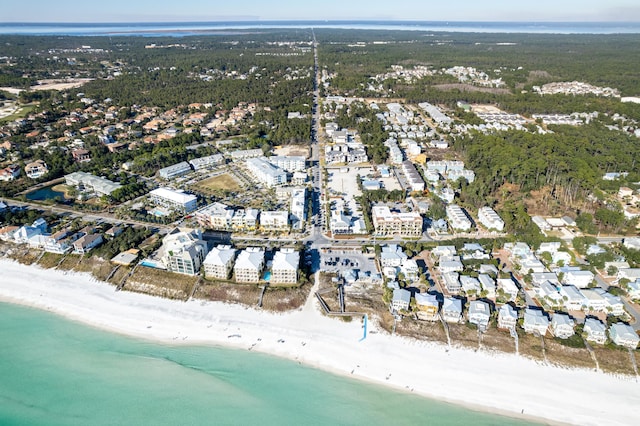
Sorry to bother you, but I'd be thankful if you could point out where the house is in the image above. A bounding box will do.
[203,245,236,280]
[400,258,420,282]
[609,322,640,349]
[24,160,48,179]
[441,272,461,294]
[73,233,103,254]
[441,297,463,323]
[581,289,607,312]
[617,268,640,282]
[497,278,520,302]
[467,300,491,330]
[234,247,265,283]
[439,257,464,273]
[532,272,560,287]
[563,270,594,289]
[159,229,208,276]
[0,164,20,181]
[622,237,640,251]
[380,244,408,267]
[390,288,411,313]
[498,304,518,330]
[624,279,640,300]
[559,285,588,311]
[72,148,91,163]
[600,290,626,316]
[583,317,607,345]
[551,313,575,339]
[523,308,549,335]
[478,274,496,298]
[479,264,499,276]
[431,245,456,260]
[446,204,472,231]
[271,248,299,284]
[537,281,563,307]
[460,275,482,295]
[111,249,140,266]
[414,292,439,321]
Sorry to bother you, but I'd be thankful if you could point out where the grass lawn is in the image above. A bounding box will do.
[196,174,241,191]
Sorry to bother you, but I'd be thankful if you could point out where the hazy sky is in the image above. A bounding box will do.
[3,0,640,22]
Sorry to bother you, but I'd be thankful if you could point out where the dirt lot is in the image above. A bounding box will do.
[195,281,310,312]
[196,173,242,191]
[517,332,545,362]
[481,328,516,354]
[593,346,636,375]
[435,84,511,95]
[126,266,196,300]
[448,323,480,349]
[273,145,310,158]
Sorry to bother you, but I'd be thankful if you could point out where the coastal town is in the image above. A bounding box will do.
[2,30,640,383]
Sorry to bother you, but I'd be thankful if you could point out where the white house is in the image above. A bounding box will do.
[497,278,520,302]
[563,270,594,288]
[551,313,575,339]
[442,297,463,323]
[523,308,549,335]
[478,274,496,298]
[391,288,411,313]
[446,204,472,231]
[477,206,504,231]
[441,272,461,294]
[624,279,640,300]
[581,289,607,312]
[584,317,607,345]
[537,281,563,307]
[559,285,588,311]
[498,304,518,330]
[460,275,482,295]
[271,248,299,284]
[623,237,640,251]
[234,247,265,283]
[380,244,408,267]
[609,322,640,349]
[468,300,491,330]
[203,245,236,280]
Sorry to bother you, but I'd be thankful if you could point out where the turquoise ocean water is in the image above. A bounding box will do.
[0,302,537,425]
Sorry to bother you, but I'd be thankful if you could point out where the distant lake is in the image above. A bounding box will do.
[25,185,66,201]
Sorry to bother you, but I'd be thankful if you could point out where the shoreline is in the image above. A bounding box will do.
[1,258,638,425]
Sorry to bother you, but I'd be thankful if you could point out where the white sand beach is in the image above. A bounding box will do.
[0,258,638,426]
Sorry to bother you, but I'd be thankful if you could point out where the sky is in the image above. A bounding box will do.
[3,0,640,23]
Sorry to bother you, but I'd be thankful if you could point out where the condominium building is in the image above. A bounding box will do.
[65,172,122,196]
[260,211,290,231]
[150,188,198,213]
[402,161,425,192]
[477,206,505,231]
[371,206,422,236]
[234,247,265,283]
[158,161,192,180]
[271,248,300,284]
[203,245,236,280]
[160,229,208,276]
[195,202,234,230]
[188,154,225,170]
[230,208,260,231]
[268,156,306,172]
[446,204,472,231]
[246,157,287,187]
[289,188,306,230]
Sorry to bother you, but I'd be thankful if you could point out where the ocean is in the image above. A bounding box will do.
[0,21,639,36]
[0,302,537,425]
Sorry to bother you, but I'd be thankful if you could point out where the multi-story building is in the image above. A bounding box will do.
[188,154,225,170]
[158,161,192,180]
[25,160,48,179]
[203,245,236,280]
[149,188,198,214]
[260,211,290,231]
[477,206,505,231]
[289,188,306,230]
[402,161,425,192]
[231,208,260,231]
[446,204,472,231]
[246,157,287,187]
[271,248,299,284]
[65,172,122,197]
[195,202,234,230]
[268,156,306,172]
[371,206,422,236]
[0,164,20,181]
[160,229,208,276]
[234,247,265,283]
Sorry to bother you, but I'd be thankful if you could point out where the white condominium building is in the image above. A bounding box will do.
[271,248,300,284]
[446,204,472,231]
[150,188,198,213]
[260,211,290,231]
[246,157,287,187]
[268,156,306,172]
[371,206,422,236]
[203,245,236,280]
[160,229,208,276]
[234,247,265,283]
[289,188,306,230]
[477,206,505,231]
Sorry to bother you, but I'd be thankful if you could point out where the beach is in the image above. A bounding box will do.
[0,258,638,425]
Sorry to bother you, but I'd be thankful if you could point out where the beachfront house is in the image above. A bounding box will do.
[234,247,265,283]
[203,245,237,280]
[414,292,439,321]
[73,233,104,254]
[609,323,640,349]
[523,308,550,336]
[584,317,607,345]
[467,300,491,330]
[498,304,518,330]
[442,297,463,323]
[390,288,411,314]
[551,313,575,339]
[271,248,300,284]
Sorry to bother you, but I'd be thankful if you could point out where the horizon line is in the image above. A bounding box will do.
[2,19,640,24]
